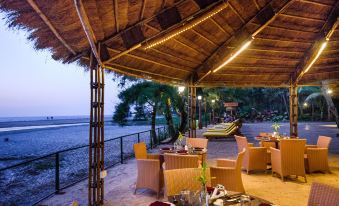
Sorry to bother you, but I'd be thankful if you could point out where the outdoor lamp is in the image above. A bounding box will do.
[178,86,185,93]
[303,102,308,107]
[198,95,202,100]
[211,99,215,103]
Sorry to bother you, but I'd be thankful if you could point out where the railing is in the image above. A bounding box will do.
[0,126,168,206]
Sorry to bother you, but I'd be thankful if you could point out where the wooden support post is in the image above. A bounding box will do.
[191,86,197,138]
[88,52,105,206]
[187,83,197,138]
[289,83,298,137]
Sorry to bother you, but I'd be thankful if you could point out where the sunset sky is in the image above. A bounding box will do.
[0,13,119,117]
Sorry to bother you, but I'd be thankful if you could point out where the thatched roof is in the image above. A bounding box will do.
[1,0,338,87]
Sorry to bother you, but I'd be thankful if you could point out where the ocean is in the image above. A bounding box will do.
[0,116,154,168]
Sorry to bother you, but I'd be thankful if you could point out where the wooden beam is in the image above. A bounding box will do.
[250,23,318,34]
[197,82,289,88]
[161,0,167,9]
[279,13,325,23]
[106,63,184,81]
[105,64,183,85]
[140,0,146,20]
[246,47,304,55]
[107,47,192,73]
[210,18,230,35]
[228,2,245,23]
[191,28,218,47]
[26,0,76,55]
[150,47,201,65]
[254,37,312,45]
[253,0,260,10]
[74,0,102,65]
[292,2,339,84]
[298,0,333,7]
[114,0,119,32]
[194,0,294,84]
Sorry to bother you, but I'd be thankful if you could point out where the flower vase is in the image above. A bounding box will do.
[199,185,208,206]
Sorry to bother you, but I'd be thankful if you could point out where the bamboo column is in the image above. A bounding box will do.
[188,85,197,138]
[88,52,105,206]
[289,83,298,137]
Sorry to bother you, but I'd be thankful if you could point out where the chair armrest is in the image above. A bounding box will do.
[147,154,160,160]
[305,144,317,148]
[216,159,236,168]
[248,143,254,147]
[306,148,328,156]
[270,147,281,166]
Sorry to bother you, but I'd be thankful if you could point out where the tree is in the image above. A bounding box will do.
[113,81,186,143]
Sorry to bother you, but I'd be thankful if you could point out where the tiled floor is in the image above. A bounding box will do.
[41,122,339,206]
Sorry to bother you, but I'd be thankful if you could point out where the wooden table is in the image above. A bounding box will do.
[255,136,280,149]
[159,147,207,164]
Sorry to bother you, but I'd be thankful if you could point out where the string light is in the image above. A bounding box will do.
[213,39,253,73]
[144,5,227,50]
[304,41,327,73]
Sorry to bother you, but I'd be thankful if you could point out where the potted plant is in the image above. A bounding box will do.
[271,122,281,138]
[197,162,209,205]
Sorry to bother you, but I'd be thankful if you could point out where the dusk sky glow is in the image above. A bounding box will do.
[0,13,119,117]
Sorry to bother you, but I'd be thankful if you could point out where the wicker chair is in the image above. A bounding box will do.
[235,135,267,174]
[305,136,332,173]
[164,168,211,197]
[308,182,339,206]
[271,139,307,182]
[133,142,160,160]
[133,143,161,198]
[210,149,246,192]
[163,154,200,170]
[257,132,276,164]
[186,137,208,148]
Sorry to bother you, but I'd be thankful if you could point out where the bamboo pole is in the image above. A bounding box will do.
[74,0,102,66]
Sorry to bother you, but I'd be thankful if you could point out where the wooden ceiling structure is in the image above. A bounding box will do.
[1,0,338,88]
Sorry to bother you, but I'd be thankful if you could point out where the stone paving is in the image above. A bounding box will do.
[40,122,339,206]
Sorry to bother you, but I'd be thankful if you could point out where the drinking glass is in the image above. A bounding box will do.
[180,190,191,205]
[239,195,251,206]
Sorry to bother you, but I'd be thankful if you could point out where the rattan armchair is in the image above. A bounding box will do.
[308,182,339,206]
[210,149,245,193]
[133,142,160,160]
[305,136,332,173]
[235,135,267,174]
[164,168,211,197]
[271,139,307,182]
[133,142,161,198]
[186,137,208,148]
[163,154,200,170]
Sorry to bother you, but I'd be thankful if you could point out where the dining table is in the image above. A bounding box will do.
[150,190,275,206]
[158,146,208,164]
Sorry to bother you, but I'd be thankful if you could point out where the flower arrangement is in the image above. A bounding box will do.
[271,122,281,133]
[178,132,184,142]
